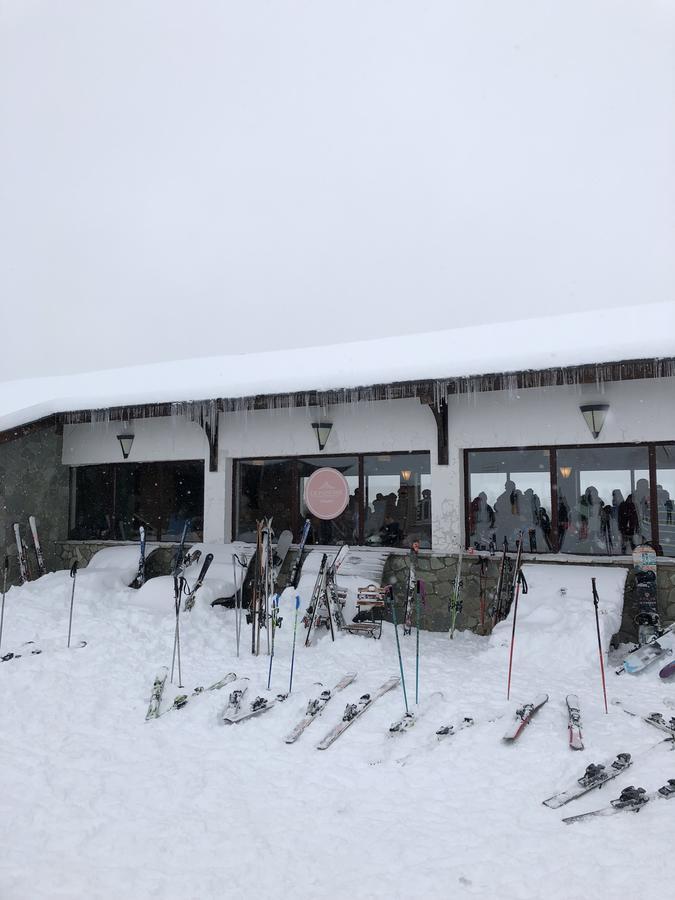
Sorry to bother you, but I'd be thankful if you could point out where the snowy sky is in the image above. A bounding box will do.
[1,1,674,381]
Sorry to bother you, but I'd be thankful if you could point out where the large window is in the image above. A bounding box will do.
[466,443,666,555]
[69,461,204,542]
[234,452,432,547]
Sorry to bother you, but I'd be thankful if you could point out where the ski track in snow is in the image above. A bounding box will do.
[2,562,674,899]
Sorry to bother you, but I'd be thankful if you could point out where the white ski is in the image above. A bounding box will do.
[566,694,584,751]
[284,673,357,743]
[13,523,29,584]
[146,666,169,720]
[224,692,287,724]
[612,699,675,738]
[389,691,444,735]
[1,636,87,662]
[502,694,549,742]
[159,672,238,717]
[28,516,46,576]
[542,753,633,809]
[316,676,400,750]
[562,780,675,824]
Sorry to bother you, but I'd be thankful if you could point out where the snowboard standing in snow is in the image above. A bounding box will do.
[632,544,659,644]
[130,526,146,589]
[316,676,400,749]
[403,545,418,636]
[542,753,632,809]
[284,673,358,743]
[490,538,513,627]
[562,780,675,824]
[566,694,584,751]
[502,694,548,742]
[28,515,46,577]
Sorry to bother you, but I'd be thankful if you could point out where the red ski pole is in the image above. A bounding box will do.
[506,569,527,700]
[591,577,608,714]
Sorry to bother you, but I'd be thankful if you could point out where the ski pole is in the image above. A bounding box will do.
[0,555,8,653]
[506,568,527,700]
[388,585,409,714]
[232,553,244,658]
[591,578,609,714]
[171,575,184,687]
[289,595,300,693]
[267,594,279,690]
[67,561,78,648]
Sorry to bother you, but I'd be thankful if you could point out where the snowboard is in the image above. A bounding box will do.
[659,659,675,679]
[632,545,659,643]
[622,641,672,674]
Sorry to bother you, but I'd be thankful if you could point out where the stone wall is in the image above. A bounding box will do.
[382,552,675,645]
[0,425,69,584]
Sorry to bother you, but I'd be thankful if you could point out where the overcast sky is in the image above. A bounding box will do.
[1,1,674,381]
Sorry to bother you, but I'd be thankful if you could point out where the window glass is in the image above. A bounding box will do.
[467,449,552,552]
[655,445,675,557]
[363,453,431,548]
[70,462,204,542]
[556,447,650,554]
[298,456,359,545]
[235,459,295,541]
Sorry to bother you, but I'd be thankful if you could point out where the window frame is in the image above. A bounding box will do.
[464,441,670,554]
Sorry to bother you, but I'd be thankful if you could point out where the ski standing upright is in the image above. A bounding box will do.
[28,515,46,576]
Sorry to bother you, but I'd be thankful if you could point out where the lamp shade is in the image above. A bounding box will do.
[579,404,609,439]
[117,433,135,459]
[311,422,333,451]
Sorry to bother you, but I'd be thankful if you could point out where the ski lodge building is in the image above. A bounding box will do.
[2,303,674,636]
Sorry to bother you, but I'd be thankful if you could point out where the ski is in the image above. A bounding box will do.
[184,552,214,611]
[131,526,146,588]
[223,691,288,724]
[288,519,311,589]
[28,515,46,576]
[222,687,248,722]
[502,693,548,742]
[542,753,633,808]
[389,691,444,735]
[562,780,675,824]
[159,672,238,717]
[660,659,675,680]
[273,529,293,586]
[436,716,476,740]
[145,666,169,720]
[284,673,358,743]
[612,699,675,738]
[1,636,87,662]
[448,549,463,639]
[303,554,328,646]
[316,676,400,750]
[13,523,30,584]
[566,694,584,751]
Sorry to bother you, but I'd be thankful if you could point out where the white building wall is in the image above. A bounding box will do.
[446,376,675,551]
[59,376,675,550]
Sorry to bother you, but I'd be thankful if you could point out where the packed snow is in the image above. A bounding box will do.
[2,551,675,899]
[1,300,675,432]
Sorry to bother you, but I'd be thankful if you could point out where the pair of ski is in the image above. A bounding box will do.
[1,635,87,663]
[304,546,348,645]
[500,694,582,748]
[284,674,399,748]
[562,780,675,824]
[13,517,45,583]
[145,669,239,720]
[222,684,288,723]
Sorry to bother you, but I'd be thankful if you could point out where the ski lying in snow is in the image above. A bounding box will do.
[562,780,675,824]
[28,515,46,576]
[566,694,584,751]
[159,672,239,717]
[502,694,549,742]
[436,716,476,740]
[612,699,675,739]
[389,691,444,735]
[1,636,87,661]
[222,687,248,721]
[223,693,287,724]
[542,753,633,809]
[146,666,169,720]
[284,673,357,743]
[316,676,400,749]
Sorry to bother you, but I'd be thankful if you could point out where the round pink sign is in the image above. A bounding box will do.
[304,468,350,520]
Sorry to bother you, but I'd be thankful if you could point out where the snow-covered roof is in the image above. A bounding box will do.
[1,302,674,433]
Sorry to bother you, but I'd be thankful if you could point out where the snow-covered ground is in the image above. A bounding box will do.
[2,557,674,899]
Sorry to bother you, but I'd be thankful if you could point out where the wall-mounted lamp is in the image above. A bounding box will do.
[559,466,572,479]
[400,469,412,482]
[117,432,135,460]
[311,422,333,451]
[580,403,609,440]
